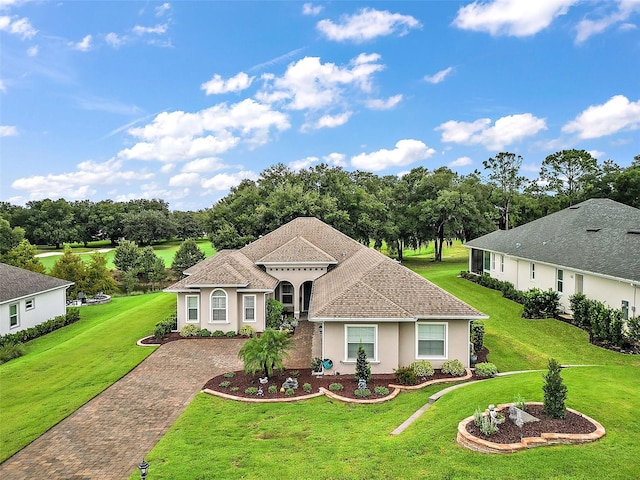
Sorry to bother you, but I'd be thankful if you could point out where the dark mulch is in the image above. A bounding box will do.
[141,332,247,345]
[204,368,471,400]
[465,404,597,444]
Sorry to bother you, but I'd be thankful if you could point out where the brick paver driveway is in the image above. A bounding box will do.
[0,321,316,480]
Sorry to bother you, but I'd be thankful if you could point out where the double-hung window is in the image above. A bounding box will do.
[500,255,504,273]
[9,303,19,328]
[281,283,293,305]
[416,323,446,358]
[25,298,35,310]
[243,295,256,322]
[530,263,536,281]
[556,269,564,293]
[186,295,199,323]
[211,290,227,323]
[346,325,376,361]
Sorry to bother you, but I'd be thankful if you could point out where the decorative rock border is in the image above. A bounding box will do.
[389,368,473,390]
[456,402,606,454]
[137,335,161,347]
[320,386,401,404]
[203,388,325,403]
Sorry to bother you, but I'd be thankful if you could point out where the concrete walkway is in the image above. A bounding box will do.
[0,340,245,480]
[0,322,318,480]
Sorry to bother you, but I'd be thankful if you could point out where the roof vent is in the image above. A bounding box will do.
[586,228,601,233]
[515,242,521,248]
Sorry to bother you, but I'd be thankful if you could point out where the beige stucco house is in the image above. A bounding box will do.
[166,217,486,375]
[0,263,73,336]
[464,199,640,319]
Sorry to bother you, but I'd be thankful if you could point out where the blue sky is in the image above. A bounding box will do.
[1,1,639,211]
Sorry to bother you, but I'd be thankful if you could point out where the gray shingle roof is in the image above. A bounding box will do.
[0,263,73,303]
[465,198,640,282]
[167,217,486,320]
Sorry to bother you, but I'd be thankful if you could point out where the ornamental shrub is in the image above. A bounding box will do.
[303,383,312,393]
[212,330,224,337]
[474,362,498,378]
[543,358,567,419]
[355,343,371,383]
[219,381,231,388]
[627,316,640,343]
[473,407,483,427]
[374,386,389,396]
[394,366,418,385]
[569,293,590,329]
[411,360,434,378]
[245,387,259,395]
[230,387,239,392]
[239,325,255,337]
[266,299,285,330]
[268,385,277,394]
[197,328,211,337]
[329,383,344,392]
[354,388,371,398]
[441,359,465,376]
[478,415,498,436]
[470,321,485,354]
[225,330,236,338]
[290,370,300,378]
[285,388,295,396]
[514,394,527,412]
[223,371,235,378]
[0,341,25,364]
[180,324,199,337]
[522,288,560,319]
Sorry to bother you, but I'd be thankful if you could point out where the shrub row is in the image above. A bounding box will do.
[153,312,177,339]
[460,272,526,303]
[569,293,627,346]
[0,308,80,347]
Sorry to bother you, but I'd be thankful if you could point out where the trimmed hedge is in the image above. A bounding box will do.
[0,308,80,347]
[569,293,625,347]
[522,288,560,319]
[460,272,526,303]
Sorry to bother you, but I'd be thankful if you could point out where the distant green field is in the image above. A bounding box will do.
[36,239,215,272]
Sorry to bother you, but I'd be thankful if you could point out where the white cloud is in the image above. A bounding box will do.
[588,150,605,160]
[323,152,347,167]
[11,158,153,200]
[424,66,453,84]
[575,1,640,43]
[133,24,168,35]
[257,54,385,112]
[317,8,421,42]
[562,95,640,139]
[521,163,541,173]
[156,2,171,17]
[453,0,576,37]
[302,3,323,16]
[26,45,38,56]
[366,94,402,110]
[437,113,547,150]
[169,172,201,187]
[0,15,37,39]
[289,156,319,171]
[182,157,227,173]
[201,72,254,95]
[76,95,142,115]
[201,171,257,191]
[0,125,18,136]
[351,139,436,171]
[0,79,6,93]
[448,156,472,167]
[69,34,92,52]
[105,32,124,48]
[309,111,352,130]
[118,99,290,162]
[160,163,175,174]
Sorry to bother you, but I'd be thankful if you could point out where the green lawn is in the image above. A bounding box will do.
[134,246,640,479]
[0,293,176,461]
[37,238,215,272]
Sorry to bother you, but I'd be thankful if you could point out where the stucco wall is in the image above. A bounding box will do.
[1,288,68,336]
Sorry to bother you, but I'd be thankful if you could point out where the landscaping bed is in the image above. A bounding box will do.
[464,404,596,444]
[140,332,247,345]
[203,368,473,401]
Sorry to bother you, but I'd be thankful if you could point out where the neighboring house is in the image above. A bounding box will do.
[165,217,486,375]
[0,263,74,336]
[464,199,640,318]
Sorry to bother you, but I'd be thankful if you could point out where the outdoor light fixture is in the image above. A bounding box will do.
[138,459,149,479]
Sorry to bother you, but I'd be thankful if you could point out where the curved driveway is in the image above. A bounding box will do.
[0,320,316,479]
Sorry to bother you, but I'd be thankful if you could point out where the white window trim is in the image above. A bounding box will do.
[500,255,504,273]
[25,298,35,311]
[491,253,496,271]
[556,269,564,294]
[9,303,19,329]
[415,322,448,360]
[344,324,378,362]
[530,263,536,281]
[210,289,229,324]
[185,295,200,323]
[243,294,256,323]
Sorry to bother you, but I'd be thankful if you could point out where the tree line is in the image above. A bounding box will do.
[1,149,638,265]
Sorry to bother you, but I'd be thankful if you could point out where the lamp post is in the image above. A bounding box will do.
[138,459,149,479]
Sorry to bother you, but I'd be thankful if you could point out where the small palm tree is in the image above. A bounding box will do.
[238,329,293,378]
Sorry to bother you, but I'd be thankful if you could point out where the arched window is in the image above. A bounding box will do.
[211,290,227,323]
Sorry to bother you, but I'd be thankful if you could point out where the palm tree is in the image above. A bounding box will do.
[238,329,294,378]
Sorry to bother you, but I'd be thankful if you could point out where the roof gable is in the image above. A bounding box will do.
[0,263,73,303]
[257,236,336,264]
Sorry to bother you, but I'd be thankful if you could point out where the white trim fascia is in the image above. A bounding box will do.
[0,284,73,306]
[189,283,249,288]
[415,314,489,320]
[465,247,639,286]
[237,288,274,293]
[309,316,415,323]
[257,261,337,266]
[163,288,195,293]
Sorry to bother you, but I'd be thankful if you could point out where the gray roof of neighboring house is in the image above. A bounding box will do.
[465,198,640,283]
[0,263,73,303]
[167,217,485,320]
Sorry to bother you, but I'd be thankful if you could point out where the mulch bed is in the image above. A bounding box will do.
[465,404,597,444]
[204,368,473,400]
[140,332,248,345]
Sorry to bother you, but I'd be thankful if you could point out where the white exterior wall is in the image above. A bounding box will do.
[1,288,68,336]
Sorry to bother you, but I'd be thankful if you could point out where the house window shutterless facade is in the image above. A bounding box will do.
[25,298,35,310]
[345,325,376,361]
[557,269,564,293]
[211,290,227,323]
[416,322,446,358]
[186,295,199,323]
[9,303,19,328]
[243,295,256,322]
[530,263,536,280]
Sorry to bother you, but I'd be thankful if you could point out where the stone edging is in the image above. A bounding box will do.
[137,335,160,347]
[320,386,401,404]
[456,402,606,454]
[389,368,473,390]
[203,388,325,403]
